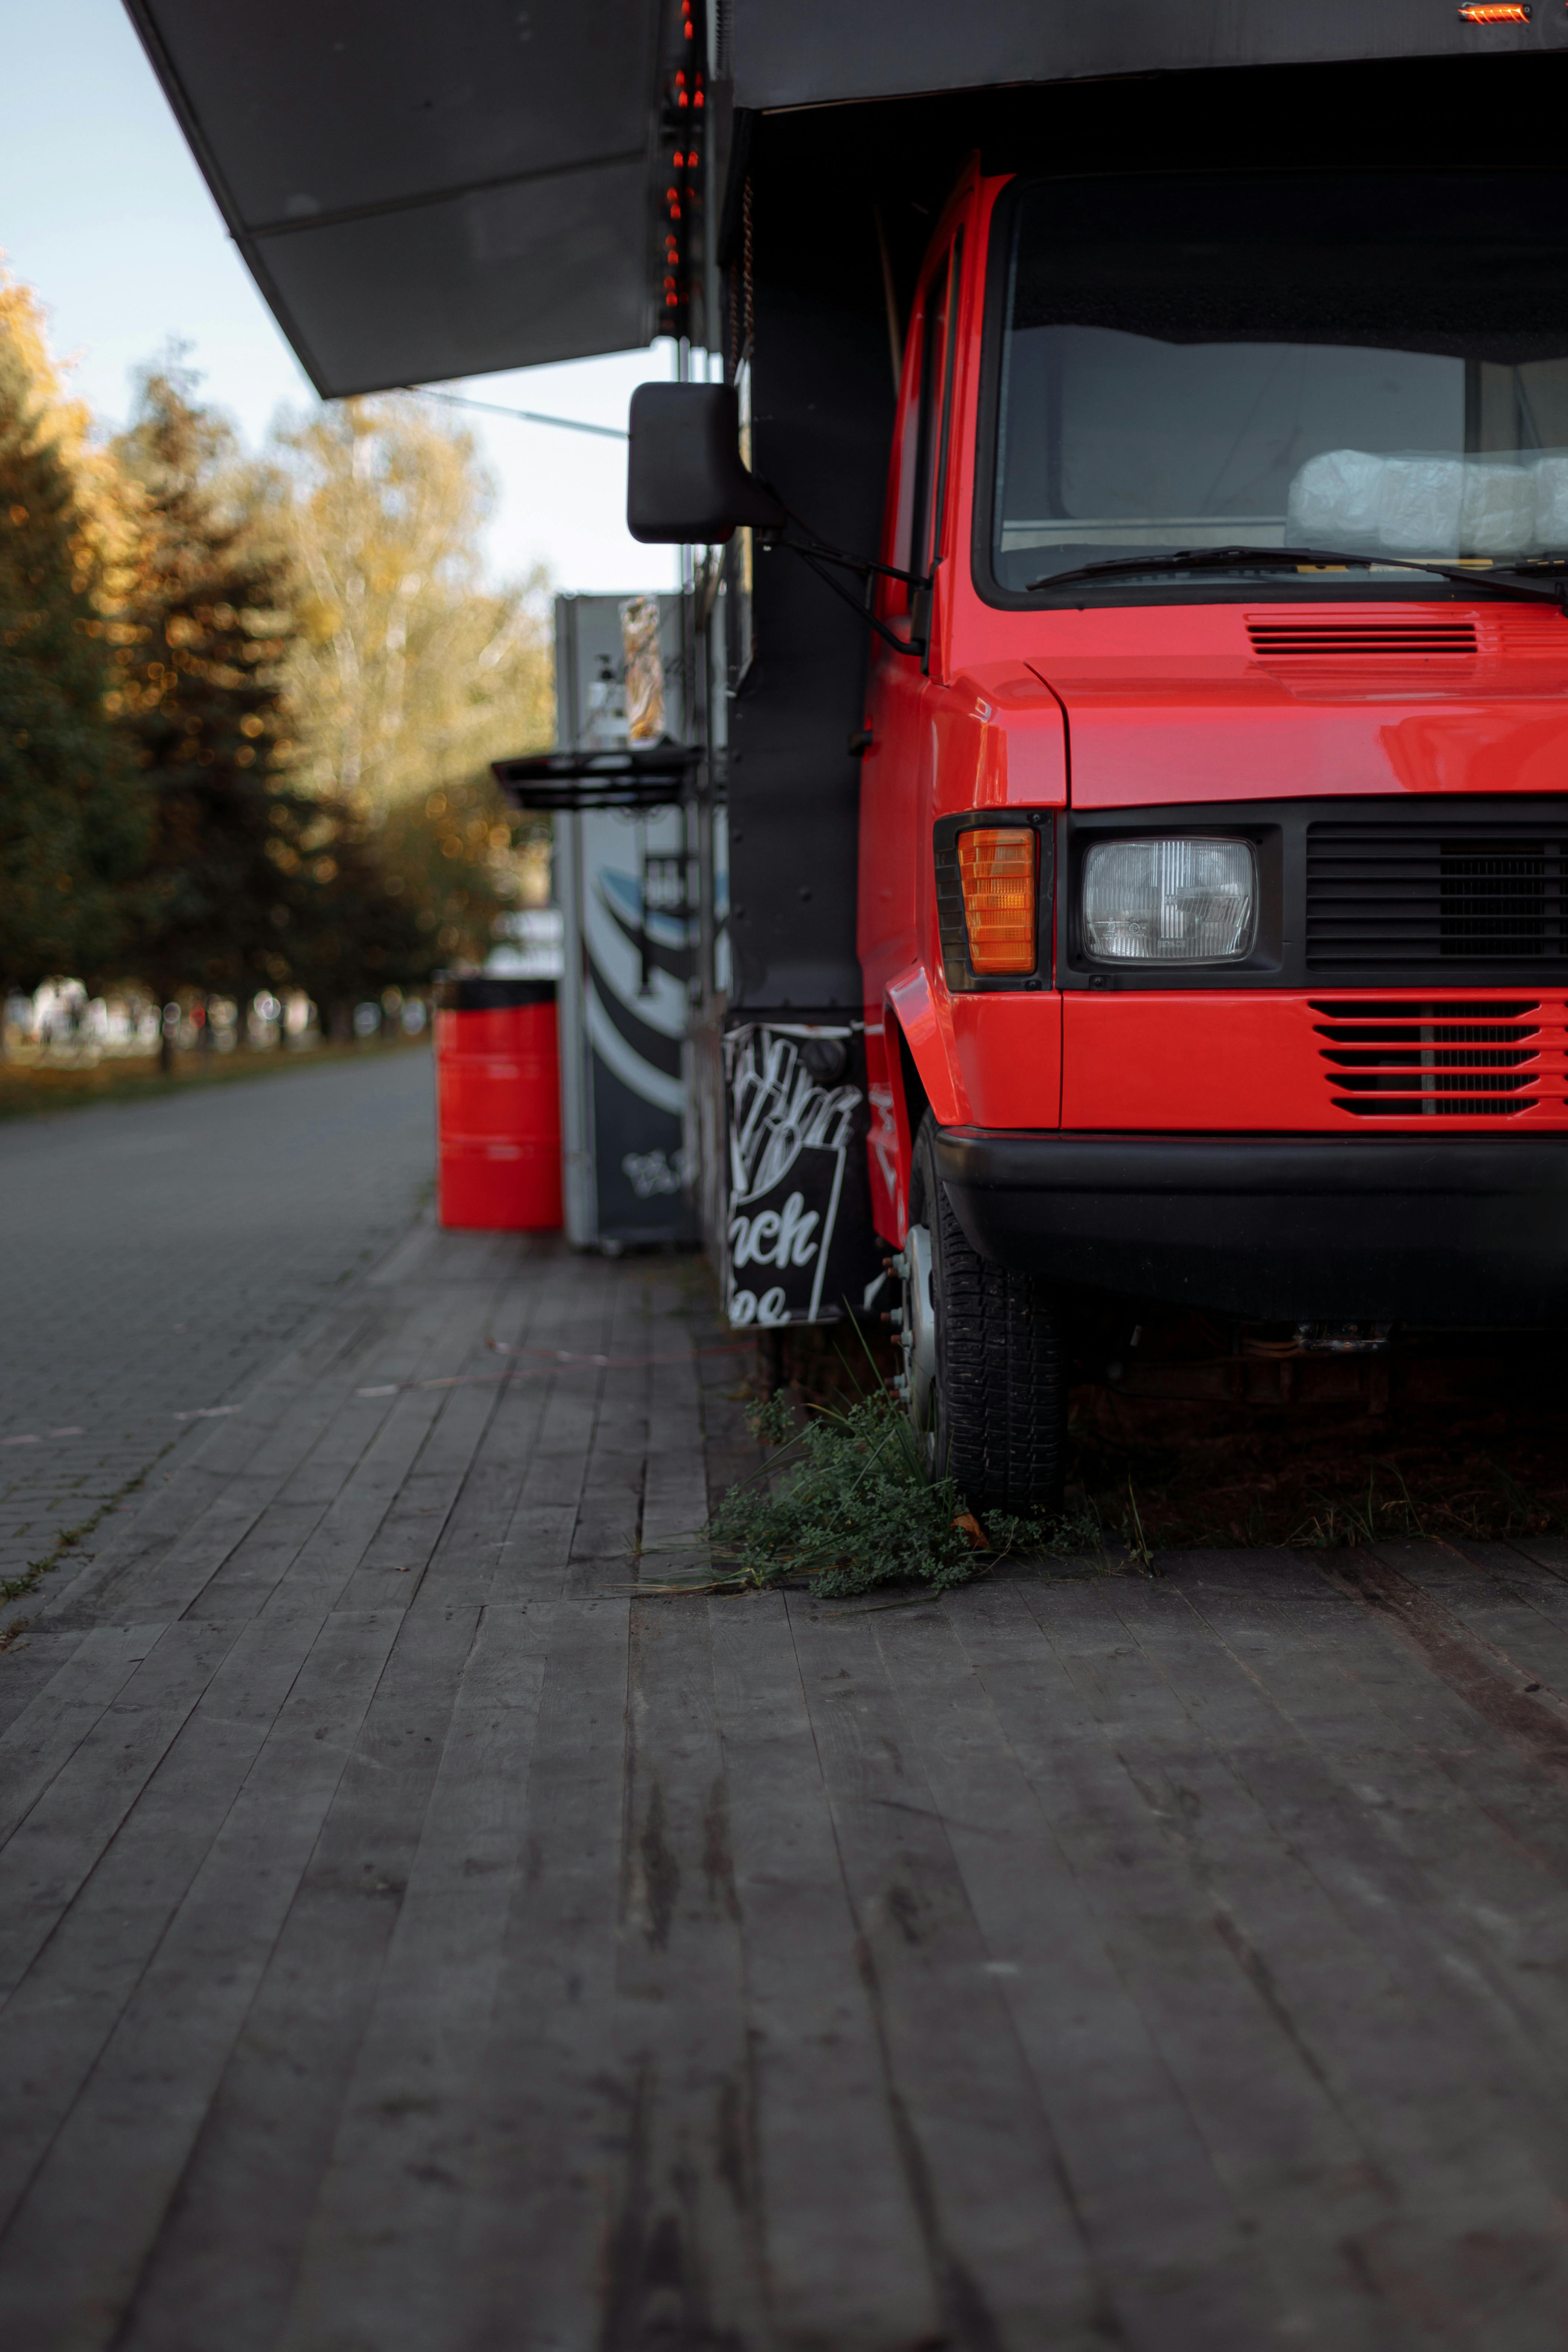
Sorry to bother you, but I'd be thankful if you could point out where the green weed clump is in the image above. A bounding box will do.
[644,1386,1090,1600]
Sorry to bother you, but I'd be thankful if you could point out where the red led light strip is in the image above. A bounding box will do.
[662,2,706,322]
[1457,3,1531,20]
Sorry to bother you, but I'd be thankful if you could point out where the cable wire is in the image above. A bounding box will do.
[406,386,628,440]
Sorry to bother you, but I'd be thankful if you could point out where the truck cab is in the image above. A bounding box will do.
[609,43,1568,1518]
[857,153,1568,1508]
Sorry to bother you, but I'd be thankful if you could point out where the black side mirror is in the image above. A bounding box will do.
[627,383,786,545]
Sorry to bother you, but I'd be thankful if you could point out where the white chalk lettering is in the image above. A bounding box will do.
[728,1190,820,1272]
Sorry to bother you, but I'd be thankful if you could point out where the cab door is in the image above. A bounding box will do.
[859,228,966,1012]
[860,224,968,1234]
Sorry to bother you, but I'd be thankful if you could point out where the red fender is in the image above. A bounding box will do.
[863,967,965,1244]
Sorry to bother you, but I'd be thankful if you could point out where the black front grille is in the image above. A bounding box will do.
[1306,821,1568,971]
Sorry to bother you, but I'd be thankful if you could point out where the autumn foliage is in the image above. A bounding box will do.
[0,273,553,1027]
[0,280,146,993]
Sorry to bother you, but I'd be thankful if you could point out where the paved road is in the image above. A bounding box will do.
[0,1050,435,1601]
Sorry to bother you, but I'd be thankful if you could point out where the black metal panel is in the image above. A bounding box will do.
[732,0,1568,113]
[725,118,895,1014]
[1057,798,1568,992]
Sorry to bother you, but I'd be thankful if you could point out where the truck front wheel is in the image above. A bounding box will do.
[900,1113,1066,1517]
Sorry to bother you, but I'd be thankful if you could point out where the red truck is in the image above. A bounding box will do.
[630,52,1568,1510]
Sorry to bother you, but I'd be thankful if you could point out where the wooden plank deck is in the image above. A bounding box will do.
[6,1221,1568,2348]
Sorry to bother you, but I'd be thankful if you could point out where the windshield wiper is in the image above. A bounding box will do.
[1025,543,1568,604]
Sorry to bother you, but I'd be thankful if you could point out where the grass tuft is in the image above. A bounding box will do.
[641,1384,1099,1600]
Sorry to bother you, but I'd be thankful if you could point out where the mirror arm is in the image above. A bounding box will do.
[785,544,927,657]
[762,502,923,590]
[753,496,927,653]
[776,536,923,592]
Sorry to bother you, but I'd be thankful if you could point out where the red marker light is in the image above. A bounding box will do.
[1458,3,1531,19]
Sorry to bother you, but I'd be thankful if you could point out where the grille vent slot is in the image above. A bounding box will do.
[1306,820,1568,971]
[1311,999,1540,1116]
[1248,619,1479,660]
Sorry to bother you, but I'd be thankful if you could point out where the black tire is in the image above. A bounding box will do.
[906,1112,1065,1515]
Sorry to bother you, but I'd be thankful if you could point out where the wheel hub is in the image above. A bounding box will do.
[894,1223,936,1433]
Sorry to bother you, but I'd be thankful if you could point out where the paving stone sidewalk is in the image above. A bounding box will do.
[0,1051,435,1602]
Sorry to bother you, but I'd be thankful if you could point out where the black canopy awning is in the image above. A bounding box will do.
[123,0,677,396]
[125,1,1568,399]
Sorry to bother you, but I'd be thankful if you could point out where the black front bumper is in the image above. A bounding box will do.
[935,1131,1568,1323]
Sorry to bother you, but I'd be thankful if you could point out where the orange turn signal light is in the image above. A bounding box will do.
[1458,4,1530,20]
[957,828,1037,974]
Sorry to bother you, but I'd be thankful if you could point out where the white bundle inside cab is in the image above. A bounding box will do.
[1533,457,1568,548]
[1376,457,1465,554]
[1287,449,1384,545]
[1285,449,1568,558]
[1460,464,1535,555]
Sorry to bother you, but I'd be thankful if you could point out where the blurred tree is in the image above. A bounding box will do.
[274,394,553,810]
[110,363,307,1064]
[4,343,557,1048]
[0,276,147,1009]
[271,394,552,975]
[376,773,545,975]
[262,788,428,1036]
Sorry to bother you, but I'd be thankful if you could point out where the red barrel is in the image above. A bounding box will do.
[435,978,563,1230]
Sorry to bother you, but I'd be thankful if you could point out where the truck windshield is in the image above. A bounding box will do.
[993,171,1568,597]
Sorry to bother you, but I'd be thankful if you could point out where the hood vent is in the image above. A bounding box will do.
[1249,618,1479,661]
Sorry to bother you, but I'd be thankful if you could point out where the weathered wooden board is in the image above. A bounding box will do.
[0,1607,403,2348]
[6,1238,1568,2349]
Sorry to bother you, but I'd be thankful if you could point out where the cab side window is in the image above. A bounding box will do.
[888,314,925,605]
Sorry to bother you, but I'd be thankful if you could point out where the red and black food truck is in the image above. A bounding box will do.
[130,0,1568,1509]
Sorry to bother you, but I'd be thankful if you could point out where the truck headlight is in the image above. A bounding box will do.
[1082,838,1257,963]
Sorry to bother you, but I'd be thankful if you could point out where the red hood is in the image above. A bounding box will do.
[1023,601,1568,806]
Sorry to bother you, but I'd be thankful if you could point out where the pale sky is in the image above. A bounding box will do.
[0,0,678,596]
